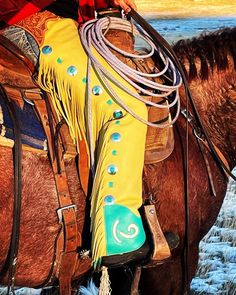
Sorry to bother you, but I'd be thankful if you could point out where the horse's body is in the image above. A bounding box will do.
[0,26,236,295]
[138,28,236,295]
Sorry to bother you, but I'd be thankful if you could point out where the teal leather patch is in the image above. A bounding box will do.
[104,204,146,256]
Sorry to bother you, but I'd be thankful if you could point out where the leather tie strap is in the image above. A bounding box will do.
[0,85,22,293]
[34,95,80,294]
[0,35,35,73]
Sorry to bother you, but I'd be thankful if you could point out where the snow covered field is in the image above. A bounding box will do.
[191,173,236,295]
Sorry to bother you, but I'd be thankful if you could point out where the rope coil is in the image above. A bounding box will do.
[79,17,182,129]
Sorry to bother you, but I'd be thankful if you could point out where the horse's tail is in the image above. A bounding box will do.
[79,279,99,295]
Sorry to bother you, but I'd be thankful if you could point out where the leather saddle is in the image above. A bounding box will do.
[0,35,36,87]
[0,35,40,111]
[0,34,91,295]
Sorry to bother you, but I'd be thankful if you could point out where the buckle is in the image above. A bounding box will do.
[21,88,42,105]
[57,204,76,223]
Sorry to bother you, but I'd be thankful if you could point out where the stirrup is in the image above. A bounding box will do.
[101,241,150,268]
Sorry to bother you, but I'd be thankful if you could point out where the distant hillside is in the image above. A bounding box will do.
[136,0,236,17]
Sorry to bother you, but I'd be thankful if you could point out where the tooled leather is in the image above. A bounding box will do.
[105,30,174,164]
[16,11,60,47]
[0,40,36,88]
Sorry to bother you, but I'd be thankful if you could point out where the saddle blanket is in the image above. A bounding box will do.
[0,93,46,150]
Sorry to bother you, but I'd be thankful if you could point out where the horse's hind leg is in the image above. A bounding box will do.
[139,259,184,295]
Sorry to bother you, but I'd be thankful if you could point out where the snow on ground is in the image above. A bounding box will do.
[0,288,41,295]
[191,170,236,295]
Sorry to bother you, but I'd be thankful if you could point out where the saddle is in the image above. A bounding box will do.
[0,29,172,293]
[0,35,91,294]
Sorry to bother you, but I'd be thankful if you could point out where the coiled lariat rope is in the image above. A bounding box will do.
[80,17,182,129]
[80,16,182,170]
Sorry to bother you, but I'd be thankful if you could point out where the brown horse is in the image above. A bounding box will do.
[107,27,236,295]
[136,27,236,295]
[0,24,235,295]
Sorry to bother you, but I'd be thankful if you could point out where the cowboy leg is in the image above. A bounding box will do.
[35,16,149,269]
[90,100,148,268]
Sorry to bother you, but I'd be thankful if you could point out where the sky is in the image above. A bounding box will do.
[135,0,236,17]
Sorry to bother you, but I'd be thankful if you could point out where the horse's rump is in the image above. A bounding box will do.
[0,145,59,286]
[0,142,89,287]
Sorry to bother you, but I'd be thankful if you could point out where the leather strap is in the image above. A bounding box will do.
[130,266,142,295]
[3,85,42,109]
[77,134,90,195]
[0,85,22,293]
[181,108,231,196]
[0,35,35,73]
[34,95,80,294]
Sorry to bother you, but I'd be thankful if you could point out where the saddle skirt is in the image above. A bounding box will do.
[0,34,47,150]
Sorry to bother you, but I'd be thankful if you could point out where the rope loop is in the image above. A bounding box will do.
[79,17,182,128]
